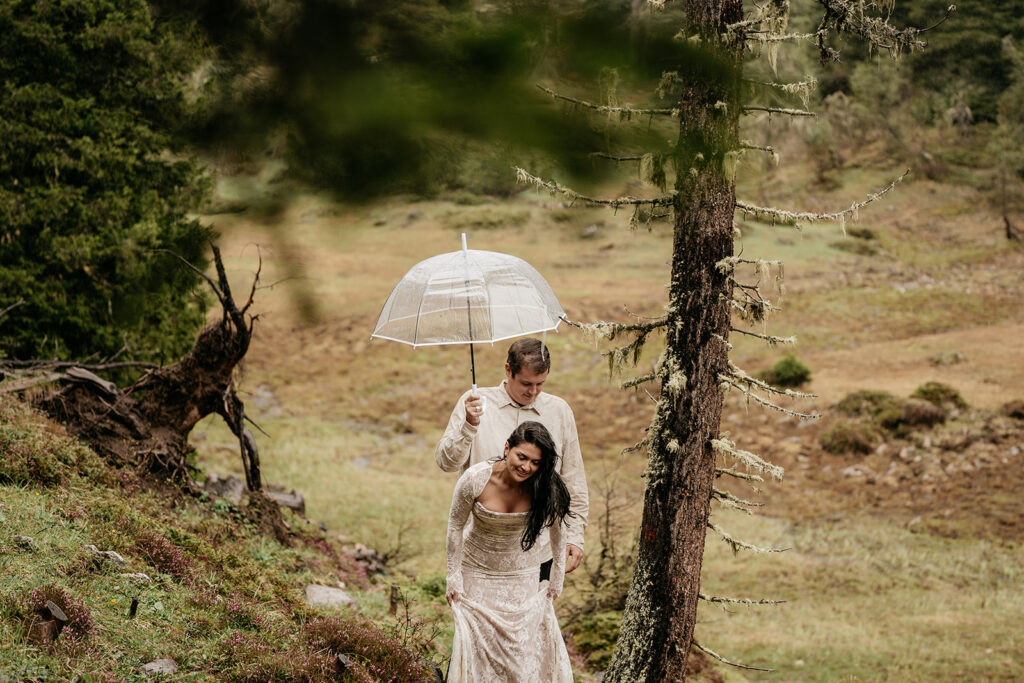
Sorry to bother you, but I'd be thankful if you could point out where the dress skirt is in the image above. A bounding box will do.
[448,566,573,682]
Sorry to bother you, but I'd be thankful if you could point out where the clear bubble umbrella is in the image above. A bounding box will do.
[371,233,565,392]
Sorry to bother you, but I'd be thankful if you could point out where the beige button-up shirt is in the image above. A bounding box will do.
[435,382,588,552]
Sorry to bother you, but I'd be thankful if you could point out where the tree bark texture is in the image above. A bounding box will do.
[605,1,742,680]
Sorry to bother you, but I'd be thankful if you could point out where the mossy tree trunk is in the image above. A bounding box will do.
[604,1,743,680]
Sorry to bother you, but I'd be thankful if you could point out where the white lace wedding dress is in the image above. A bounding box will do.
[446,461,574,682]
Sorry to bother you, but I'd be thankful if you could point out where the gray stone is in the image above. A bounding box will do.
[265,486,305,515]
[120,572,153,583]
[141,658,178,676]
[203,473,244,505]
[305,584,356,609]
[83,544,126,567]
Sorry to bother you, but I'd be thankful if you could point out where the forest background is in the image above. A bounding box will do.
[2,0,1023,680]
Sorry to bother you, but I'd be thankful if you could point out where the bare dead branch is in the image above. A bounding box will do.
[0,360,160,371]
[742,105,816,117]
[536,84,676,117]
[0,298,25,320]
[152,248,226,307]
[699,593,786,606]
[694,641,774,672]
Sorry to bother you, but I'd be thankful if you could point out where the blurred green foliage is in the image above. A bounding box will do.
[166,0,713,198]
[0,0,212,364]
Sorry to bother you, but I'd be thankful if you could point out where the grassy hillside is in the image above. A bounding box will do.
[4,91,1024,681]
[188,122,1023,680]
[0,396,443,681]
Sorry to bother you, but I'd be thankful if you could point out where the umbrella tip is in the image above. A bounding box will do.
[461,232,468,252]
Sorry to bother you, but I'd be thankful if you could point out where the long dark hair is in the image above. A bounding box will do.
[504,421,572,551]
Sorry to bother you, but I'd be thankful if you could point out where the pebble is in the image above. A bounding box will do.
[141,659,178,676]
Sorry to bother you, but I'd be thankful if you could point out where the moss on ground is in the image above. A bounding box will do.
[0,396,441,681]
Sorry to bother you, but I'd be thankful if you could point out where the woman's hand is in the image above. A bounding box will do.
[446,589,460,606]
[546,588,560,600]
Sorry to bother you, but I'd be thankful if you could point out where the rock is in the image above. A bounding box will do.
[416,658,444,682]
[265,486,306,515]
[581,224,600,239]
[13,535,38,552]
[141,659,178,676]
[83,544,126,567]
[120,572,153,583]
[346,543,388,575]
[305,584,356,608]
[203,473,244,505]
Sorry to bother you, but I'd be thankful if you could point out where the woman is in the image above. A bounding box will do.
[445,421,574,682]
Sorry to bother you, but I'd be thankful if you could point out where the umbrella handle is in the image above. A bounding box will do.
[470,384,486,415]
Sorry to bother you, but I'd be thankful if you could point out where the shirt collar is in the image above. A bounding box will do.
[499,380,542,413]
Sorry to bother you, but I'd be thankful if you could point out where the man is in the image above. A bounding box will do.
[436,338,588,576]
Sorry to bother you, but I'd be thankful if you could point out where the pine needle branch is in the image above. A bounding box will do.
[694,641,774,672]
[589,153,643,162]
[713,487,765,509]
[818,0,933,55]
[747,30,826,43]
[622,373,658,389]
[719,375,820,419]
[712,488,762,515]
[699,593,787,606]
[709,521,791,554]
[536,85,676,117]
[711,437,784,481]
[736,169,910,228]
[515,167,675,209]
[742,105,816,117]
[729,327,796,346]
[715,467,764,483]
[727,361,816,399]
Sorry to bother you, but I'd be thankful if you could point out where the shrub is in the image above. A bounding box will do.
[756,353,812,388]
[0,424,101,487]
[135,530,191,582]
[24,584,94,651]
[569,610,622,670]
[830,238,880,256]
[847,227,877,240]
[218,630,334,682]
[304,616,434,682]
[876,399,946,436]
[911,381,968,410]
[820,421,882,454]
[1003,400,1024,420]
[835,390,897,417]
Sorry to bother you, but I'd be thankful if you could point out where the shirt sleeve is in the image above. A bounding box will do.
[445,466,478,597]
[435,390,476,472]
[547,516,567,598]
[558,404,589,550]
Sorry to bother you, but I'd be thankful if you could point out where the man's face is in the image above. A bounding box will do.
[504,364,548,406]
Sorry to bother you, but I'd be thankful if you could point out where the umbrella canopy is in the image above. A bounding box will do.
[372,236,565,349]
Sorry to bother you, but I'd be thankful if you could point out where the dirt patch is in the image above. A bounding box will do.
[722,399,1024,543]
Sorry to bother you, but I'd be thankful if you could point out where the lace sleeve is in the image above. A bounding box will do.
[435,390,476,472]
[547,516,567,598]
[445,465,479,598]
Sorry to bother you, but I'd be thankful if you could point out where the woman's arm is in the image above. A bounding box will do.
[445,467,478,604]
[547,515,567,599]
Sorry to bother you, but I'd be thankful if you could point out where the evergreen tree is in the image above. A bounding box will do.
[518,1,940,678]
[0,0,211,364]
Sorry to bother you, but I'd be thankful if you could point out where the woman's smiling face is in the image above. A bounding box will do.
[506,441,542,482]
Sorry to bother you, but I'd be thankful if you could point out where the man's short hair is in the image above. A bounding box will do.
[507,338,551,377]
